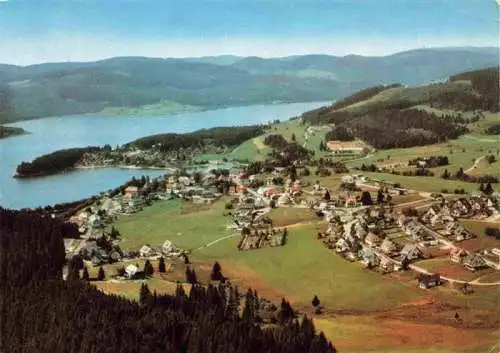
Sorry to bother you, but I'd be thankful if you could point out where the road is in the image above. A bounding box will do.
[464,155,485,174]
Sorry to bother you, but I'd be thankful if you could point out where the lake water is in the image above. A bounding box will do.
[0,101,328,209]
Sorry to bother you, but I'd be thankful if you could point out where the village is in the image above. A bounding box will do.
[63,156,500,291]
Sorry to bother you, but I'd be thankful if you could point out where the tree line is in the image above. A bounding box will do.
[0,207,337,353]
[16,146,102,177]
[128,125,265,152]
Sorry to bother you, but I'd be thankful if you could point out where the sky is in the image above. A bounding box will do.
[0,0,498,65]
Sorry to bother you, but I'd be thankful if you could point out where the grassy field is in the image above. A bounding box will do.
[113,197,420,309]
[230,138,271,161]
[195,222,421,310]
[361,172,482,193]
[302,173,345,191]
[230,118,332,161]
[107,195,500,353]
[267,207,319,227]
[115,198,233,251]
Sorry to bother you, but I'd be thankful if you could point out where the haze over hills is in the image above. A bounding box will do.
[0,47,497,123]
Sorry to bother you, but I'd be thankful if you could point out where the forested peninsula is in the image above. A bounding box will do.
[14,125,265,178]
[0,125,27,139]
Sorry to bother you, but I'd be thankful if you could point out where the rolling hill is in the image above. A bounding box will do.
[302,66,499,150]
[0,47,497,122]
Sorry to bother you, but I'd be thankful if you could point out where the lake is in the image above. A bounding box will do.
[0,101,328,209]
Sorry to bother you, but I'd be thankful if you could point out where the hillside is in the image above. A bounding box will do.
[0,47,497,122]
[302,67,499,149]
[230,47,498,84]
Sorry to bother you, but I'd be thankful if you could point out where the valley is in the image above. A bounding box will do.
[2,60,499,353]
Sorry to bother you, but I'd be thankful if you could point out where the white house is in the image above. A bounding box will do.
[125,264,139,278]
[162,240,177,255]
[139,245,153,258]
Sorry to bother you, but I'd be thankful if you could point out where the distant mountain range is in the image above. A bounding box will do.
[0,47,497,122]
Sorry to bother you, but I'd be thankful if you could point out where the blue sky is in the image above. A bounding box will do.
[0,0,498,65]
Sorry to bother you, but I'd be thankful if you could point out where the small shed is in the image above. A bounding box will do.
[416,273,441,289]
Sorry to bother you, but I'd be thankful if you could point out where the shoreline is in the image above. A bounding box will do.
[14,164,176,179]
[75,164,175,171]
[3,100,329,126]
[13,161,237,179]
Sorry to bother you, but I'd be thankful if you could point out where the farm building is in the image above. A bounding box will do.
[450,248,467,263]
[380,238,398,255]
[139,245,154,258]
[364,232,381,247]
[400,244,423,262]
[124,186,139,199]
[125,264,139,279]
[360,247,379,268]
[463,254,487,272]
[444,222,474,242]
[326,140,365,155]
[416,273,441,289]
[162,240,177,255]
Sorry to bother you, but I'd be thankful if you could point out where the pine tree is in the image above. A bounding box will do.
[211,261,223,281]
[479,183,485,193]
[324,190,331,201]
[441,169,450,179]
[67,263,80,281]
[484,183,494,195]
[360,191,373,206]
[291,133,296,142]
[110,226,120,239]
[376,189,384,204]
[144,260,154,276]
[185,266,197,284]
[242,289,256,324]
[139,282,151,305]
[289,165,297,181]
[312,295,320,307]
[158,257,166,273]
[82,267,90,281]
[97,266,105,281]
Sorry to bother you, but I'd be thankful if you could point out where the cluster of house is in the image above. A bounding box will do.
[319,207,419,273]
[315,193,500,289]
[421,196,495,224]
[136,240,181,259]
[419,196,500,272]
[238,228,286,251]
[78,237,123,266]
[317,208,454,289]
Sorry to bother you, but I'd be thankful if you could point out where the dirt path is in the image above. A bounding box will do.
[464,155,485,174]
[394,197,432,209]
[192,234,238,252]
[409,263,500,286]
[252,138,266,150]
